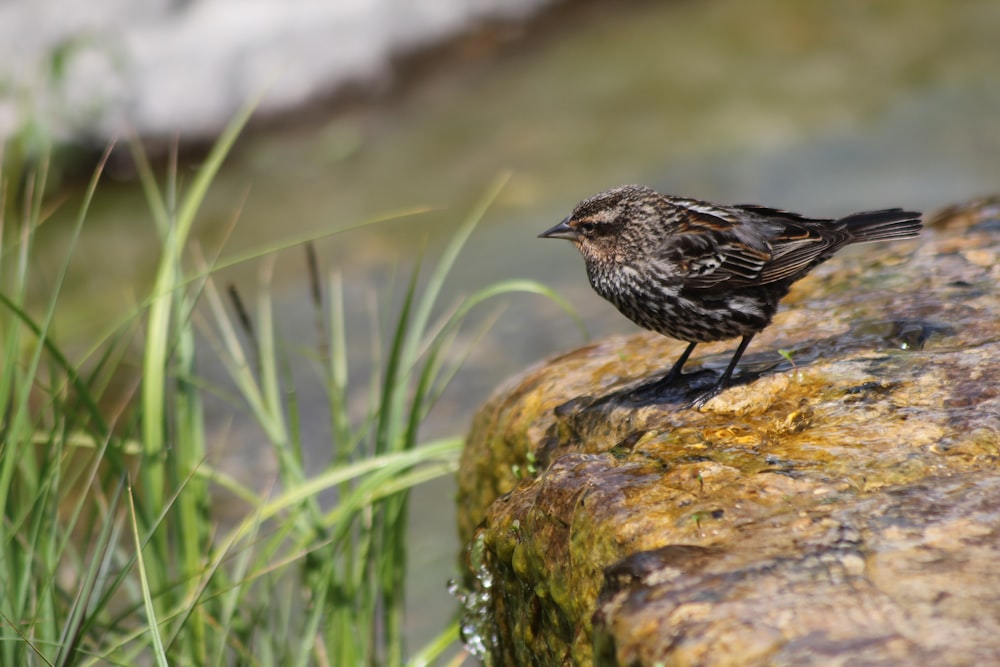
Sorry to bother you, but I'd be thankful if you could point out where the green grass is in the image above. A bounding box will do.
[0,107,579,666]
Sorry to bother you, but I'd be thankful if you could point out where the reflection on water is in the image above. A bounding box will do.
[34,0,1000,651]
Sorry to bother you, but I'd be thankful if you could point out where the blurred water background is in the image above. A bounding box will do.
[8,0,1000,650]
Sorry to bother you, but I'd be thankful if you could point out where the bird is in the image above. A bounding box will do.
[539,185,922,406]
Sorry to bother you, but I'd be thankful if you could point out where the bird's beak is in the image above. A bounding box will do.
[538,216,579,241]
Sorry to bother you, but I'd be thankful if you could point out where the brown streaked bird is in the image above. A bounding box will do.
[539,185,922,406]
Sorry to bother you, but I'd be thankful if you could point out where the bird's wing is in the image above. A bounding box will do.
[658,204,771,289]
[660,204,841,289]
[735,205,845,284]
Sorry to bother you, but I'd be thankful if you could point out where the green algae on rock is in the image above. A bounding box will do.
[456,198,1000,666]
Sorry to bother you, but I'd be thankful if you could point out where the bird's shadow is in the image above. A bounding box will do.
[553,316,952,419]
[554,363,770,418]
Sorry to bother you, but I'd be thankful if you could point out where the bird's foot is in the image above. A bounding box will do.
[642,370,685,394]
[688,383,724,409]
[621,369,716,406]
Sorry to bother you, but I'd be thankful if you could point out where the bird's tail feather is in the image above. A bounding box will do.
[839,208,922,243]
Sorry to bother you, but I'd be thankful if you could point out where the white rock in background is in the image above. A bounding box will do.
[0,0,555,145]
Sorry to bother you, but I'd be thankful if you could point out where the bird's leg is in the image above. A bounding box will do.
[667,341,698,382]
[691,334,754,407]
[716,334,754,387]
[624,341,698,401]
[651,341,698,389]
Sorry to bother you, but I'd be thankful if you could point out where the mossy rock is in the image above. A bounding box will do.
[457,198,1000,666]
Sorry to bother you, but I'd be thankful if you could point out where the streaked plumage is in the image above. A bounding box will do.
[540,185,922,405]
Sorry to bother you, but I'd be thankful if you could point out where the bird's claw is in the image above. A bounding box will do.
[688,384,723,409]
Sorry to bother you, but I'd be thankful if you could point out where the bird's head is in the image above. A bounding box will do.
[539,185,665,268]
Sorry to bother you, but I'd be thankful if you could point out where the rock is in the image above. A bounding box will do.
[456,198,1000,666]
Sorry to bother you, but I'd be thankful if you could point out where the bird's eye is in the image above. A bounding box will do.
[579,222,596,236]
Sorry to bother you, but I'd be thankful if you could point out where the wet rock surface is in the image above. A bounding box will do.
[456,198,1000,666]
